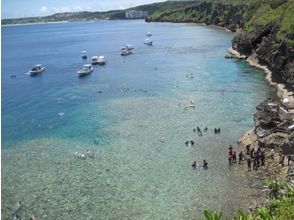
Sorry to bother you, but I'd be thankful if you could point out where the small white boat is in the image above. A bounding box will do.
[121,44,134,51]
[81,51,87,59]
[77,64,93,77]
[121,49,132,56]
[97,56,107,65]
[28,64,45,76]
[145,32,152,37]
[144,38,153,46]
[91,56,99,65]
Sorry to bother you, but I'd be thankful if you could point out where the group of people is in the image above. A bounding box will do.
[192,159,208,169]
[185,140,195,146]
[228,144,265,170]
[228,143,292,171]
[192,126,220,135]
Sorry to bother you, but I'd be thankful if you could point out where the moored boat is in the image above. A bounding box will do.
[121,44,134,51]
[92,56,99,65]
[121,49,133,56]
[97,56,107,65]
[28,64,45,76]
[144,38,153,46]
[81,51,87,59]
[145,32,152,37]
[77,64,93,77]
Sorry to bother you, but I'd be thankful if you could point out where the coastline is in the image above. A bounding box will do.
[229,44,294,211]
[228,47,294,101]
[237,129,289,182]
[1,20,69,27]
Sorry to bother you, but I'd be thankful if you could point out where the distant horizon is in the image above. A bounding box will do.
[2,0,166,19]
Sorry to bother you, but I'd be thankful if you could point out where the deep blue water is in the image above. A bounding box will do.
[2,20,276,219]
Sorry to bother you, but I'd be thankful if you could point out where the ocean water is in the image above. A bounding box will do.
[2,20,276,219]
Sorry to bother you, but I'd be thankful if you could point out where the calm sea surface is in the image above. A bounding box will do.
[2,20,276,219]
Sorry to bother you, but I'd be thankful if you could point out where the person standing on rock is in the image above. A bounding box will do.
[270,148,275,160]
[250,148,255,159]
[247,157,251,171]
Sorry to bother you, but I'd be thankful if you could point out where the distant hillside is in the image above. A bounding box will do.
[1,1,199,25]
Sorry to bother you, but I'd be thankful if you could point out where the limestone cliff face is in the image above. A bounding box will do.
[232,24,294,90]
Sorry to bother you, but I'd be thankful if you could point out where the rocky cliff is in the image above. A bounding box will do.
[146,0,294,92]
[232,23,294,91]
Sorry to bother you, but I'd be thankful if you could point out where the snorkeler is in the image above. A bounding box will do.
[203,159,208,168]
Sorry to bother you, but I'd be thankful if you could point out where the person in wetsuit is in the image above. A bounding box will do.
[203,159,208,168]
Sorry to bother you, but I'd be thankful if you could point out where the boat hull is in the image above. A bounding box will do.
[29,67,45,76]
[77,68,93,77]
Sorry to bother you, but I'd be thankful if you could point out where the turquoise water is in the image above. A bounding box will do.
[2,20,276,219]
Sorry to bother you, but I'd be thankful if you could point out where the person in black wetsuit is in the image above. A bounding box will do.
[192,161,197,169]
[203,159,208,168]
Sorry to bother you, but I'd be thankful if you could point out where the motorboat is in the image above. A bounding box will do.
[121,44,134,51]
[92,56,99,65]
[144,38,153,46]
[121,48,133,56]
[145,32,152,37]
[97,56,107,65]
[77,64,93,77]
[28,64,45,76]
[81,51,87,59]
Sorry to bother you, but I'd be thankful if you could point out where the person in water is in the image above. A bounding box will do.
[203,159,208,168]
[190,140,195,146]
[192,161,197,169]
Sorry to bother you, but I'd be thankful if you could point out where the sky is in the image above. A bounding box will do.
[2,0,166,19]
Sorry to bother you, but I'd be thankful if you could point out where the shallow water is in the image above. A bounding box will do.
[2,20,275,219]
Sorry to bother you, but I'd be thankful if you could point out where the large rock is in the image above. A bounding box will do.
[232,24,294,88]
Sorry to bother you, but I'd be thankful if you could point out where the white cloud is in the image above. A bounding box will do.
[39,6,49,13]
[52,6,71,13]
[74,6,83,11]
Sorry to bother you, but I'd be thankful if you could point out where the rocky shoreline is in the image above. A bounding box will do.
[228,47,294,102]
[238,99,294,186]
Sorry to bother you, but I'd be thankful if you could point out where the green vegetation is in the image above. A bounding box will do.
[146,0,294,45]
[203,180,294,220]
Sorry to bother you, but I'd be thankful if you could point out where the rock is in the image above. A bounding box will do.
[232,24,294,87]
[253,99,294,150]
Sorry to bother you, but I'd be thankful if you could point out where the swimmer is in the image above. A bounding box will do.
[192,161,197,169]
[203,159,208,168]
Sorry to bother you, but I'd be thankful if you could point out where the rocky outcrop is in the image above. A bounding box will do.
[232,25,294,90]
[253,99,294,152]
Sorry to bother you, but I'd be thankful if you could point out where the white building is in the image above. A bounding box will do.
[125,10,148,19]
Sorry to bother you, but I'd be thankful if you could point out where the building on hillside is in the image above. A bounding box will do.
[125,10,148,19]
